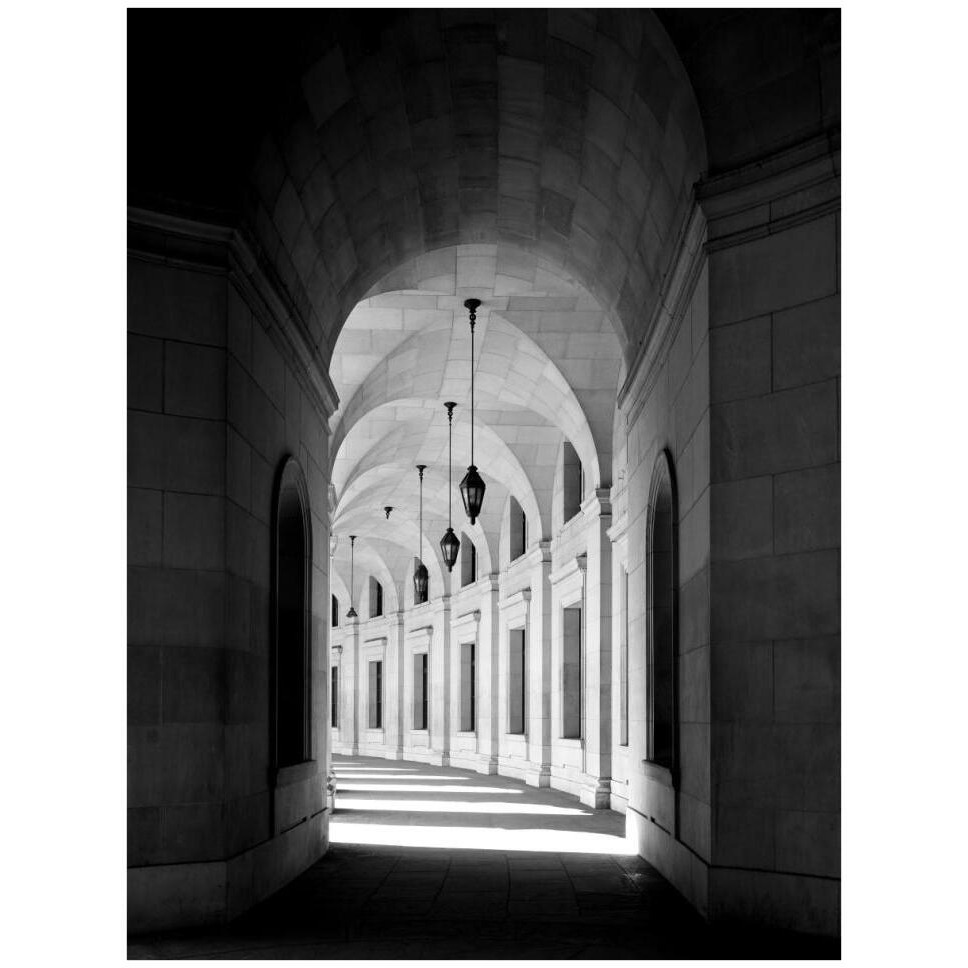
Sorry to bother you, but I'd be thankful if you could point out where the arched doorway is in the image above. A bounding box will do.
[273,456,313,769]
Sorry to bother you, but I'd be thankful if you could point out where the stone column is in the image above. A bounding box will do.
[477,574,501,774]
[345,614,360,755]
[527,544,552,786]
[431,596,451,765]
[388,611,405,760]
[580,489,613,808]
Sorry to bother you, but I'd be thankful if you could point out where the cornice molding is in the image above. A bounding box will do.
[499,587,532,610]
[550,554,587,589]
[580,487,612,519]
[127,206,340,422]
[698,129,841,251]
[617,132,840,433]
[452,609,482,632]
[405,624,433,642]
[504,541,552,580]
[605,518,628,545]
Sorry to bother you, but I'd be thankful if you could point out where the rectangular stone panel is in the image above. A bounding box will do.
[127,806,162,867]
[711,722,779,808]
[128,567,225,649]
[128,645,162,725]
[770,723,840,813]
[127,259,227,346]
[678,486,710,584]
[224,724,270,800]
[160,801,226,864]
[162,645,226,725]
[711,641,773,723]
[773,294,840,391]
[711,380,839,483]
[164,341,226,419]
[251,322,287,413]
[774,808,840,878]
[127,723,224,807]
[710,315,772,403]
[225,648,268,727]
[774,635,840,724]
[128,487,163,567]
[711,550,840,642]
[679,568,709,653]
[226,428,252,513]
[673,339,709,455]
[225,574,252,653]
[709,215,838,328]
[223,791,270,858]
[679,792,711,862]
[128,412,225,495]
[163,492,225,571]
[774,463,840,555]
[710,476,773,562]
[128,334,163,412]
[678,644,709,725]
[713,802,775,869]
[678,722,710,802]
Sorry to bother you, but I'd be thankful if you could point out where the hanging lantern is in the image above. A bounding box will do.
[439,401,461,572]
[346,534,358,618]
[414,465,429,603]
[459,298,486,524]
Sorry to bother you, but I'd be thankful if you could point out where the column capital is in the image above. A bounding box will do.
[581,488,612,519]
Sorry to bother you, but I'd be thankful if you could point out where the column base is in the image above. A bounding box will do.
[525,763,551,788]
[579,776,611,809]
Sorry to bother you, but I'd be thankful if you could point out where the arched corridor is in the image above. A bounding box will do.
[127,6,842,949]
[128,756,837,960]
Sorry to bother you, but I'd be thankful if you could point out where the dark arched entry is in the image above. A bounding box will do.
[273,456,313,768]
[647,450,678,781]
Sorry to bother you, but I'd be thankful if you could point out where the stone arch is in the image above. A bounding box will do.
[272,455,313,768]
[227,9,707,364]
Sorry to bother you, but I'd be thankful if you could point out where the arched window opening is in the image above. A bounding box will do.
[331,594,339,628]
[647,451,678,773]
[461,538,477,587]
[563,441,583,522]
[509,497,527,561]
[369,576,383,617]
[274,457,312,769]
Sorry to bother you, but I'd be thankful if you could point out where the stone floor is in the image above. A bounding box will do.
[128,755,839,959]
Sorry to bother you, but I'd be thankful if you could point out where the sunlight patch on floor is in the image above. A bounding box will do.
[330,821,637,855]
[333,766,421,772]
[336,798,587,815]
[332,773,470,781]
[336,782,522,794]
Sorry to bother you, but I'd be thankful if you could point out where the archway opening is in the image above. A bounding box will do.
[647,453,677,772]
[275,461,312,768]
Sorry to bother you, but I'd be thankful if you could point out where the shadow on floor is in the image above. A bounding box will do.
[128,756,840,960]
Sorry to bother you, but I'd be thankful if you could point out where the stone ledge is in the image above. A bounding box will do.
[128,811,327,934]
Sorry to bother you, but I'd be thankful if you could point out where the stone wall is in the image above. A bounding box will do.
[620,226,712,915]
[127,220,335,932]
[703,136,841,935]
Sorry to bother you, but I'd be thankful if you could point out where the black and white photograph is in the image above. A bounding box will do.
[123,5,843,957]
[8,1,968,964]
